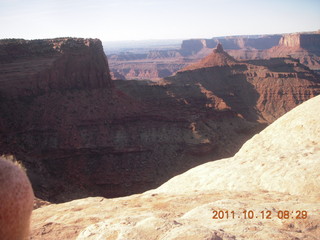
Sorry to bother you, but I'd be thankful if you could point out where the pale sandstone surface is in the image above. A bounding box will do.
[31,96,320,239]
[31,191,320,240]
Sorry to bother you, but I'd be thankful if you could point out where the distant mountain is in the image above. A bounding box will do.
[228,33,320,72]
[103,39,182,54]
[108,31,320,80]
[166,43,320,123]
[180,43,238,71]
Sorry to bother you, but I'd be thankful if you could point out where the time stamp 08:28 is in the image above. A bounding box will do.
[212,210,308,220]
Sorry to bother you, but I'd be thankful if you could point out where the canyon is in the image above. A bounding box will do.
[0,36,319,205]
[0,38,258,202]
[31,95,320,239]
[108,31,320,80]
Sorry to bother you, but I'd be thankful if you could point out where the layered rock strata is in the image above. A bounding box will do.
[0,38,319,203]
[0,38,260,202]
[108,31,320,80]
[0,38,112,98]
[168,44,320,123]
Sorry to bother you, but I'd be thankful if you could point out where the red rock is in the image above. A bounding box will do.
[0,37,319,204]
[107,31,320,80]
[180,43,238,71]
[168,52,320,123]
[0,38,261,202]
[0,38,112,98]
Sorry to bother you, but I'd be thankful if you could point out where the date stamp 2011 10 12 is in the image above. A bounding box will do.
[212,210,308,220]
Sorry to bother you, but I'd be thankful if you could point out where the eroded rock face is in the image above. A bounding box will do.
[170,46,320,123]
[109,61,185,80]
[179,35,282,55]
[31,95,320,240]
[0,38,112,98]
[0,38,261,202]
[108,32,320,80]
[228,32,320,72]
[279,33,320,50]
[0,38,318,204]
[180,43,238,71]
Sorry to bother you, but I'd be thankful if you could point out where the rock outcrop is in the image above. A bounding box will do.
[226,32,320,72]
[1,37,319,204]
[30,95,320,240]
[153,95,320,196]
[0,38,112,98]
[107,32,320,80]
[0,38,261,202]
[109,61,185,80]
[179,35,282,56]
[278,33,320,50]
[264,33,320,71]
[181,43,238,71]
[169,46,320,123]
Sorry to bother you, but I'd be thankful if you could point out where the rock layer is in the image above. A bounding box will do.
[279,33,320,50]
[0,38,261,202]
[0,37,319,203]
[108,31,320,80]
[0,38,112,98]
[179,34,282,55]
[169,47,320,123]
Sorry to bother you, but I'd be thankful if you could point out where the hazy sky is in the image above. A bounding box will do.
[1,0,319,41]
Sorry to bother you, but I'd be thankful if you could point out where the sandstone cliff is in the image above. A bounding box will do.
[179,32,320,57]
[169,45,320,123]
[179,34,282,56]
[264,33,320,71]
[107,32,320,80]
[278,33,320,50]
[1,37,319,204]
[31,95,320,240]
[108,35,274,80]
[0,38,261,202]
[226,32,320,72]
[0,38,112,98]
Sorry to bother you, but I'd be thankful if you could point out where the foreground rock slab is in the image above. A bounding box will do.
[31,96,320,239]
[32,191,319,240]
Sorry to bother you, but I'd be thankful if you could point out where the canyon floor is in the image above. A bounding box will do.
[31,95,320,240]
